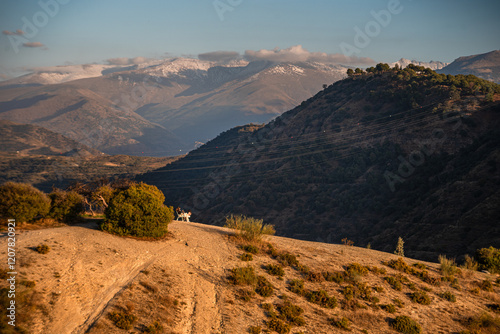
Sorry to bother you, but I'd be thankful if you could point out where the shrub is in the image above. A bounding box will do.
[267,318,291,334]
[439,255,458,276]
[237,288,255,302]
[100,183,174,238]
[391,315,422,334]
[323,271,344,284]
[306,271,323,282]
[476,247,500,273]
[144,321,163,333]
[267,243,279,257]
[0,182,50,223]
[410,291,431,305]
[240,253,253,261]
[256,276,274,297]
[36,244,50,254]
[461,254,478,271]
[289,279,305,295]
[395,237,405,257]
[276,300,305,326]
[383,304,397,313]
[305,289,337,308]
[413,263,427,270]
[394,298,404,308]
[229,266,257,285]
[385,276,402,291]
[461,312,500,333]
[330,317,351,331]
[345,263,369,277]
[265,264,285,277]
[439,291,456,302]
[242,245,259,254]
[108,311,137,330]
[249,325,261,334]
[48,189,84,222]
[224,214,275,241]
[477,279,494,292]
[277,253,299,267]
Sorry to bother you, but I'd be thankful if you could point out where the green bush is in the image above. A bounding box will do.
[36,244,50,254]
[305,289,337,308]
[385,276,402,291]
[477,279,494,292]
[330,317,351,331]
[144,321,163,333]
[248,325,262,334]
[288,279,305,295]
[410,291,431,305]
[237,288,255,302]
[276,300,305,326]
[229,266,257,285]
[0,182,50,223]
[383,304,397,313]
[100,183,174,238]
[476,247,500,274]
[439,291,456,302]
[391,315,422,334]
[108,311,137,330]
[267,318,291,334]
[323,271,345,284]
[48,189,84,222]
[256,276,274,297]
[439,255,458,276]
[240,253,253,261]
[277,253,299,267]
[224,214,275,241]
[265,264,285,277]
[242,244,259,254]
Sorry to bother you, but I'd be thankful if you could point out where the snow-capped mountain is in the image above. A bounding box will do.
[390,58,449,70]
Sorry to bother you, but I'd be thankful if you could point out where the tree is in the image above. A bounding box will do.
[376,63,391,72]
[355,68,364,74]
[48,189,84,222]
[346,69,354,77]
[100,182,174,238]
[0,182,50,223]
[394,236,405,257]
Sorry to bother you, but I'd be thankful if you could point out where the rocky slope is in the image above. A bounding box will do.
[438,50,500,83]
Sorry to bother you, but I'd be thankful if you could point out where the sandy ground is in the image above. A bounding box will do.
[1,220,498,334]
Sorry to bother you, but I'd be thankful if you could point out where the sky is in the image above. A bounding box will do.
[0,0,499,79]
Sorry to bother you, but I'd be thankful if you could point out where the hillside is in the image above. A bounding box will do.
[1,221,499,333]
[0,119,100,156]
[438,50,500,84]
[139,66,500,262]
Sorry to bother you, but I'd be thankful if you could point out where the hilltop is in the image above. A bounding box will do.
[139,65,500,262]
[1,221,498,333]
[438,50,500,84]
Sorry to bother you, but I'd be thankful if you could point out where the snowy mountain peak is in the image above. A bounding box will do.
[391,58,449,70]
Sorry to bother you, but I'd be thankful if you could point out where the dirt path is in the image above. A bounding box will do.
[0,221,238,334]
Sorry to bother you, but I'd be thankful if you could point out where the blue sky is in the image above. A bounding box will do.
[0,0,499,78]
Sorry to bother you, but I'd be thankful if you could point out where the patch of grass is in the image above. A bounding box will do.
[323,271,345,284]
[369,266,387,275]
[256,276,274,297]
[267,318,291,334]
[265,264,285,277]
[382,304,397,313]
[461,312,500,334]
[237,288,256,302]
[384,276,402,291]
[439,255,458,276]
[108,311,137,330]
[410,291,431,305]
[461,254,478,272]
[267,243,279,257]
[242,244,259,254]
[229,266,257,285]
[346,263,369,276]
[248,325,262,334]
[240,253,253,261]
[306,271,323,282]
[277,253,299,267]
[305,289,337,308]
[288,279,305,296]
[276,300,305,326]
[413,262,427,270]
[144,321,163,333]
[225,214,275,242]
[329,317,351,331]
[477,279,494,292]
[394,298,405,308]
[438,291,456,302]
[35,244,50,254]
[391,315,422,334]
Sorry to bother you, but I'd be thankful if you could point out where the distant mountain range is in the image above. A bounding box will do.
[437,50,500,83]
[0,51,499,157]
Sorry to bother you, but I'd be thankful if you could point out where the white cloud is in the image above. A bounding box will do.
[22,42,45,48]
[244,45,374,66]
[2,29,24,36]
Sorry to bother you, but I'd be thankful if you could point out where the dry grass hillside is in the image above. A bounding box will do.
[1,221,499,334]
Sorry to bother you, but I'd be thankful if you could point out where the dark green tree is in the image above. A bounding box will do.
[48,189,84,222]
[0,182,50,223]
[346,68,354,77]
[101,182,174,237]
